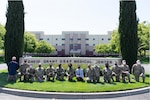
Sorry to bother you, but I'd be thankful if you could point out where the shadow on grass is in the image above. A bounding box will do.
[0,72,16,86]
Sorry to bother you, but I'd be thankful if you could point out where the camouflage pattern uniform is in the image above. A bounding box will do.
[18,59,30,81]
[46,64,55,81]
[56,64,65,80]
[66,63,75,81]
[26,66,36,82]
[112,63,121,82]
[102,63,112,83]
[132,60,145,83]
[35,63,45,82]
[93,64,100,83]
[86,64,94,83]
[121,60,130,83]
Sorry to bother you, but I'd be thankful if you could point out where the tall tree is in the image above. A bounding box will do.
[5,0,24,64]
[119,0,138,71]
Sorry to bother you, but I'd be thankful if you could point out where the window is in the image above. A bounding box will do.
[108,38,111,40]
[56,44,58,46]
[39,38,43,40]
[62,38,65,40]
[56,38,58,40]
[47,38,49,40]
[78,38,81,40]
[85,38,89,40]
[102,38,104,40]
[56,49,57,51]
[86,44,89,46]
[93,44,95,46]
[62,44,65,46]
[93,38,95,40]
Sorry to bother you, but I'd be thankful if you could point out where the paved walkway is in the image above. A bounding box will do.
[0,63,149,99]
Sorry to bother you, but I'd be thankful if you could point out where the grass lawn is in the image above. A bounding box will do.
[0,70,149,93]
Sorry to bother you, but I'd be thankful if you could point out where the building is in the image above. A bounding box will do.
[29,31,112,57]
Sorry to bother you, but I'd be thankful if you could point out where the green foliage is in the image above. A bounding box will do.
[138,21,150,56]
[0,24,6,49]
[0,70,149,92]
[5,1,24,63]
[110,29,120,53]
[95,44,112,53]
[36,40,55,53]
[24,32,37,53]
[119,1,138,70]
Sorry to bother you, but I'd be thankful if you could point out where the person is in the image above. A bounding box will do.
[18,59,30,81]
[132,60,145,83]
[35,63,45,82]
[56,63,65,81]
[7,56,19,82]
[112,61,121,82]
[93,61,100,83]
[86,63,94,83]
[25,64,36,82]
[121,60,130,83]
[45,63,55,81]
[66,63,75,81]
[75,65,84,81]
[102,63,112,83]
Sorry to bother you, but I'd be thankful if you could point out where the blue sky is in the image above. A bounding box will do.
[0,0,149,35]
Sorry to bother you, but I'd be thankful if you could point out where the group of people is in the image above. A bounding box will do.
[7,56,145,83]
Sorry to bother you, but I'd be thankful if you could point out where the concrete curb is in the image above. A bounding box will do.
[0,87,149,99]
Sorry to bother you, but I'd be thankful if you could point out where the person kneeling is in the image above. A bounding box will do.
[75,65,84,82]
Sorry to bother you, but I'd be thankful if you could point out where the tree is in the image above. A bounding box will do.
[0,24,6,49]
[36,40,55,53]
[110,29,120,53]
[95,44,112,53]
[5,1,24,64]
[119,0,138,71]
[24,32,37,53]
[137,21,150,57]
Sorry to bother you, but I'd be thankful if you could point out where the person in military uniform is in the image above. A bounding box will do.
[112,61,121,82]
[66,63,75,81]
[18,59,30,81]
[86,63,94,83]
[102,63,112,83]
[25,64,36,82]
[56,63,65,81]
[121,60,130,83]
[35,63,45,82]
[46,63,55,81]
[132,60,145,83]
[93,61,100,83]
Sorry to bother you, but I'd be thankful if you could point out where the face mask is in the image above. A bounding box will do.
[137,62,141,65]
[30,65,32,68]
[123,62,126,65]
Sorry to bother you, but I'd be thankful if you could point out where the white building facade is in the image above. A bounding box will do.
[30,31,112,57]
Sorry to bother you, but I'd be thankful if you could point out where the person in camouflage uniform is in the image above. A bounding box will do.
[121,60,130,83]
[25,64,36,82]
[56,63,65,81]
[18,59,30,81]
[112,61,121,82]
[35,63,45,82]
[93,61,100,83]
[132,60,145,83]
[102,63,112,83]
[66,63,75,81]
[46,63,55,81]
[86,63,94,83]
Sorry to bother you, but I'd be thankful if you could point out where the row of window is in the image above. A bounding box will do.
[56,44,95,46]
[40,38,111,41]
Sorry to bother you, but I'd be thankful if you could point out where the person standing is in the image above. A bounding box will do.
[7,56,19,82]
[132,60,145,83]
